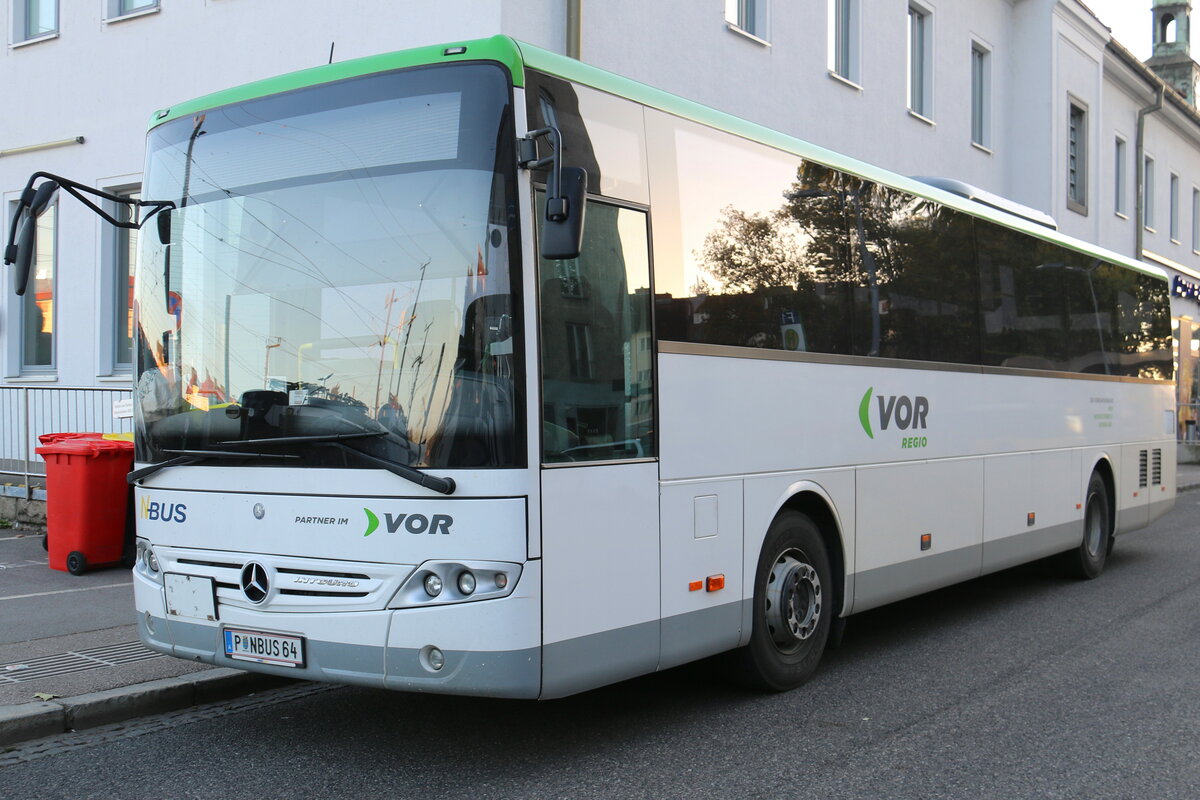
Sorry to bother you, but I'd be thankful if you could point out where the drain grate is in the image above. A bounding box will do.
[0,641,165,683]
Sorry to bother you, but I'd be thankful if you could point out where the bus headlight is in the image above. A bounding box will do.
[136,539,160,574]
[389,561,521,608]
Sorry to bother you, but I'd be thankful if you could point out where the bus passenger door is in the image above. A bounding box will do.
[537,198,660,698]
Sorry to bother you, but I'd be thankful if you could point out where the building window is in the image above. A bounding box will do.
[971,43,990,147]
[725,0,767,39]
[21,203,56,371]
[908,4,932,118]
[1171,173,1181,241]
[14,0,57,42]
[107,0,158,18]
[1067,101,1088,214]
[1145,155,1156,230]
[1192,187,1199,252]
[829,0,859,83]
[1114,137,1127,216]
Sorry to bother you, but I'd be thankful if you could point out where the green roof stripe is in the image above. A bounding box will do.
[148,35,526,129]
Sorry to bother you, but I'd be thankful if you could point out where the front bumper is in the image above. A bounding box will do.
[134,562,542,699]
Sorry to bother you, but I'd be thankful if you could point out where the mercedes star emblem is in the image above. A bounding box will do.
[252,503,266,520]
[240,562,270,604]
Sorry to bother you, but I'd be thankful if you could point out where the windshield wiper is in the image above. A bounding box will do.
[218,431,387,447]
[219,432,456,495]
[127,449,301,484]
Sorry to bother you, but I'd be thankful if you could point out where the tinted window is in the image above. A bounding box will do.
[647,110,1171,380]
[848,182,980,364]
[978,221,1071,371]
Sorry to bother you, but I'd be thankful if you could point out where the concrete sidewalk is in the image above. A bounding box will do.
[3,464,1200,749]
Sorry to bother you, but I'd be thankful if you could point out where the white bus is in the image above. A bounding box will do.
[6,36,1175,698]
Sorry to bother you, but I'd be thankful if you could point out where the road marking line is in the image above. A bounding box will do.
[0,583,131,601]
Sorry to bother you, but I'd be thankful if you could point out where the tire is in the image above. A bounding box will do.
[1060,472,1111,580]
[734,511,834,691]
[41,535,48,552]
[66,551,88,576]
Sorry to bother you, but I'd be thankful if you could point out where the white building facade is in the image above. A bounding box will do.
[4,0,1200,476]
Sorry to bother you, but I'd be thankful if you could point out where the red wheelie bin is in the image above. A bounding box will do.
[35,432,103,553]
[35,437,135,575]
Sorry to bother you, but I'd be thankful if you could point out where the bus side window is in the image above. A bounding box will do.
[538,196,655,463]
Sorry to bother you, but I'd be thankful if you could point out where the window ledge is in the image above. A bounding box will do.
[8,374,59,383]
[724,22,770,47]
[1067,200,1088,217]
[1172,238,1182,246]
[104,6,161,24]
[1115,212,1129,220]
[971,141,992,155]
[96,373,133,383]
[908,110,935,127]
[1145,226,1158,234]
[827,71,863,92]
[10,32,58,49]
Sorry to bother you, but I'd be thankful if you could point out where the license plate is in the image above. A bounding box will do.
[223,628,305,668]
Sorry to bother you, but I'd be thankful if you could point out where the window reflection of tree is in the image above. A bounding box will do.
[679,160,1171,378]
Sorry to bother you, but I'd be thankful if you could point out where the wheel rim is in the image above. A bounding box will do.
[1084,492,1104,557]
[764,549,822,652]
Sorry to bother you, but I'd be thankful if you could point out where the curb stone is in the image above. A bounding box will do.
[0,669,294,748]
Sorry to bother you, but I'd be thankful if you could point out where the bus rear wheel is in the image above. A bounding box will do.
[1059,472,1111,580]
[736,511,833,691]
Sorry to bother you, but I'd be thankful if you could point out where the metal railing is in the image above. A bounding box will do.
[0,385,133,497]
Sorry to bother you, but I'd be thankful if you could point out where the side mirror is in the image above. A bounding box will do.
[12,214,36,296]
[11,181,58,297]
[540,167,587,260]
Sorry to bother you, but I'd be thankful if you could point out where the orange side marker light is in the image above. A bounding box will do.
[706,574,725,592]
[688,580,703,592]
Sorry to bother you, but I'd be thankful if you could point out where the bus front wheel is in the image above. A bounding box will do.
[736,511,833,691]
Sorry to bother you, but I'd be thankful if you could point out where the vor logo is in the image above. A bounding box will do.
[362,508,453,537]
[858,387,930,439]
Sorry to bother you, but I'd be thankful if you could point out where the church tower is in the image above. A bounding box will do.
[1147,0,1200,104]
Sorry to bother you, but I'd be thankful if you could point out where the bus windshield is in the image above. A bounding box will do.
[134,63,523,470]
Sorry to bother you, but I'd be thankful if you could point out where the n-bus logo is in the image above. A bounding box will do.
[858,388,929,440]
[362,508,453,536]
[140,497,187,523]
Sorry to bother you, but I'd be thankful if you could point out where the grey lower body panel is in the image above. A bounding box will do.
[981,521,1081,575]
[659,601,746,671]
[1146,497,1174,528]
[852,545,981,614]
[139,614,540,699]
[541,619,659,700]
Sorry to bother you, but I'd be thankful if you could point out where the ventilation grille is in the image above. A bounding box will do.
[1152,448,1163,486]
[1139,450,1148,489]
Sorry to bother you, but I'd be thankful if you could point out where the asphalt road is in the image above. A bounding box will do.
[0,534,132,644]
[2,499,1198,799]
